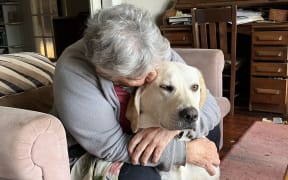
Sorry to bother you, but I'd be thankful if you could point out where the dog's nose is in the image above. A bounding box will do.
[179,107,198,122]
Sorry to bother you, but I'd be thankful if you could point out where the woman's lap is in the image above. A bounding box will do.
[207,123,221,150]
[119,163,161,180]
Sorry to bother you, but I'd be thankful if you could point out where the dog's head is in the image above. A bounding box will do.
[126,61,206,140]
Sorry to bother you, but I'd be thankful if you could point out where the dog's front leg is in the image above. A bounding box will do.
[159,166,184,180]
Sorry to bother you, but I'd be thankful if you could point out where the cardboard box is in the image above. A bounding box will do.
[269,9,288,22]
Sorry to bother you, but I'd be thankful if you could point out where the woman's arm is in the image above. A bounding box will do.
[53,55,131,162]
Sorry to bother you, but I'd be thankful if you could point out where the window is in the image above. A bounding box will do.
[30,0,57,59]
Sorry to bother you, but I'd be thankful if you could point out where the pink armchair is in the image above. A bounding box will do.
[0,49,230,179]
[0,107,70,180]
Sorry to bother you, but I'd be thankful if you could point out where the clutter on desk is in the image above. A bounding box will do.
[168,9,265,25]
[236,9,264,25]
[167,10,192,25]
[167,7,287,25]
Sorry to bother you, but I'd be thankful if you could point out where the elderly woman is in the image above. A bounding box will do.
[52,3,221,180]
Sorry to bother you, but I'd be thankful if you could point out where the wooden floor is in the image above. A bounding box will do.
[219,108,286,159]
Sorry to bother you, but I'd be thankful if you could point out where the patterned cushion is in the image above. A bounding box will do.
[0,52,55,97]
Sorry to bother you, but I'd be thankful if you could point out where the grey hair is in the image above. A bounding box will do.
[83,3,171,79]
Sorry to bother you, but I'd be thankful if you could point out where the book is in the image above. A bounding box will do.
[168,15,192,25]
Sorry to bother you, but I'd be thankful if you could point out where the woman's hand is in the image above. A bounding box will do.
[128,127,179,166]
[186,137,220,176]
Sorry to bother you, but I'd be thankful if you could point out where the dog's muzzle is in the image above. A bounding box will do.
[177,107,198,130]
[179,107,198,122]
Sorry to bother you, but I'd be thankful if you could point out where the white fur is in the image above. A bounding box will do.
[160,164,220,180]
[126,61,220,180]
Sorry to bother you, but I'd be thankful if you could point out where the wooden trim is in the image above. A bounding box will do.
[284,164,288,180]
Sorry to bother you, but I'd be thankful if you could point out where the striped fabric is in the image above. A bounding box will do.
[0,52,55,97]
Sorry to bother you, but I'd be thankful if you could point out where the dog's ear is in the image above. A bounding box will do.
[199,71,207,108]
[126,87,142,133]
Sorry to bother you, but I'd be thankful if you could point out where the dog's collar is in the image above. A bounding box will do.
[114,85,135,94]
[120,86,135,94]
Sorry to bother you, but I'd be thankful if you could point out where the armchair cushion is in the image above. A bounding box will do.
[0,52,55,113]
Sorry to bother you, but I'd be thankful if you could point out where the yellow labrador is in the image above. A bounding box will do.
[126,61,220,180]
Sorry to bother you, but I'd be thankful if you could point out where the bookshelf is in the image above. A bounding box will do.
[0,0,23,54]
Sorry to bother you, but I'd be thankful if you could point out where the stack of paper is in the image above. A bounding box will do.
[168,15,192,25]
[168,10,192,25]
[236,9,264,25]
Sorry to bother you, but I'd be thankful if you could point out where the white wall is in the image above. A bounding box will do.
[89,0,174,25]
[122,0,173,24]
[102,0,122,8]
[89,0,102,16]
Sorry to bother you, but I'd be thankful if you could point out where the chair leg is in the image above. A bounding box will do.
[229,66,236,116]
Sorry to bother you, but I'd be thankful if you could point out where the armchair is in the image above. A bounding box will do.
[0,107,70,180]
[0,49,230,179]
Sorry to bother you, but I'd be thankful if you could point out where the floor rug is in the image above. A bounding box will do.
[220,121,288,180]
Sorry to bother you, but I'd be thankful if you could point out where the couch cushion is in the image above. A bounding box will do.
[0,52,55,112]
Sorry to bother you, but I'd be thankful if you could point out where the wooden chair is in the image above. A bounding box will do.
[191,4,238,115]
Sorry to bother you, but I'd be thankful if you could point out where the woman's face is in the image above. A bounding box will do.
[114,69,158,87]
[97,68,158,87]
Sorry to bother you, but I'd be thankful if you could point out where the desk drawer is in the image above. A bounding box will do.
[252,46,288,61]
[250,77,287,104]
[249,102,288,114]
[251,62,288,77]
[163,31,192,45]
[253,31,288,45]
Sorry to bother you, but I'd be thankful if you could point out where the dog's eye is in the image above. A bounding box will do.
[159,84,174,92]
[191,84,199,91]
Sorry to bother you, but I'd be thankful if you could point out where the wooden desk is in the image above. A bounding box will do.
[249,23,288,114]
[175,0,288,9]
[160,23,253,47]
[160,0,288,47]
[160,25,193,48]
[285,165,288,180]
[160,0,288,114]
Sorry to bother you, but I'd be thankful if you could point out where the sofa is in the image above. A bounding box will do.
[0,49,230,180]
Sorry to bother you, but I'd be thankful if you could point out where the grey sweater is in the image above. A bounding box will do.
[51,39,221,171]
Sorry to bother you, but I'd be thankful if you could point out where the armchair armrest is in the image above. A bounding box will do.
[0,106,70,180]
[174,48,225,97]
